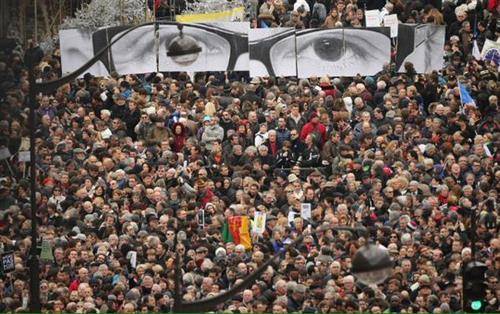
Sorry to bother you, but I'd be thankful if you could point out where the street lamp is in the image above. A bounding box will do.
[325,225,393,285]
[24,40,43,313]
[351,243,393,285]
[167,24,202,66]
[177,225,393,312]
[27,21,159,313]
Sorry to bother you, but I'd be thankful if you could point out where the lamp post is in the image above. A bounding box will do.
[26,21,160,313]
[25,42,42,313]
[176,225,393,312]
[351,243,394,285]
[322,225,394,285]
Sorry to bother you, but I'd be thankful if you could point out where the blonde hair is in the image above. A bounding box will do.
[204,102,217,116]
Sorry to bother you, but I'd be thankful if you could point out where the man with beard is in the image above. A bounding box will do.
[248,182,263,205]
[219,111,235,139]
[303,186,318,209]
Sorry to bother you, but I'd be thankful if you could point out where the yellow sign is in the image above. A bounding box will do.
[176,7,245,23]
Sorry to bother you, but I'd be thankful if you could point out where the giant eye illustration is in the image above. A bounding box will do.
[295,28,390,78]
[311,37,344,62]
[109,25,157,74]
[90,22,248,74]
[249,28,390,78]
[158,22,248,72]
[60,28,109,76]
[166,24,202,66]
[158,24,230,71]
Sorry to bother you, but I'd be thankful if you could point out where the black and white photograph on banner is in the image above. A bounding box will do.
[158,22,249,72]
[86,25,157,75]
[59,28,110,77]
[61,25,157,75]
[249,27,296,77]
[396,24,446,73]
[105,25,157,75]
[295,28,391,78]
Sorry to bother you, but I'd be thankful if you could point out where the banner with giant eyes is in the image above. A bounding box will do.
[59,22,249,76]
[396,24,446,74]
[296,27,391,78]
[158,22,249,72]
[60,25,157,76]
[60,23,444,77]
[249,28,297,78]
[95,25,157,75]
[59,28,112,77]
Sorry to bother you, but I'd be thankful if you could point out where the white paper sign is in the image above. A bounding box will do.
[253,211,266,235]
[365,10,382,27]
[383,14,399,38]
[301,203,312,220]
[127,251,137,268]
[100,128,113,139]
[18,151,30,162]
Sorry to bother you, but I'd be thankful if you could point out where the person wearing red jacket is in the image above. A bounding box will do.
[299,112,327,147]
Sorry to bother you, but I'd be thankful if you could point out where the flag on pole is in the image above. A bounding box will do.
[222,216,252,249]
[458,82,476,112]
[472,40,481,60]
[221,221,234,243]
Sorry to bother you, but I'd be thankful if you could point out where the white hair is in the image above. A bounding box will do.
[377,80,387,90]
[461,247,472,257]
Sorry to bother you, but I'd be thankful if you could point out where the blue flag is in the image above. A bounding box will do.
[458,82,476,108]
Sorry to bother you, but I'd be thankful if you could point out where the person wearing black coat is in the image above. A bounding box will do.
[297,134,321,168]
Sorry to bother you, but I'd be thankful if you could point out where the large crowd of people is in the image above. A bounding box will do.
[0,0,499,313]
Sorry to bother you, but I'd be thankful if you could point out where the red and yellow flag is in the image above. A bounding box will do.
[222,216,252,250]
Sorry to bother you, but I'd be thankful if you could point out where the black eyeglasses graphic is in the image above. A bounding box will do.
[92,22,249,74]
[249,27,391,78]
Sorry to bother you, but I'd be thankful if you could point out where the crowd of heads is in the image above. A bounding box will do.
[0,0,499,313]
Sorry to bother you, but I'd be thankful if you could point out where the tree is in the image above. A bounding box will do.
[61,0,148,30]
